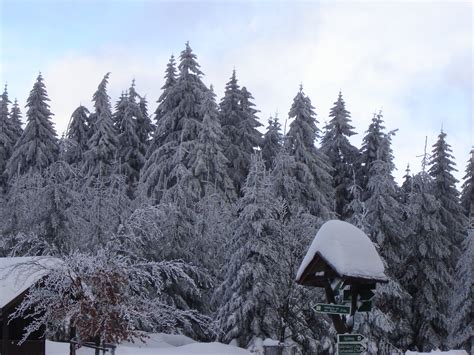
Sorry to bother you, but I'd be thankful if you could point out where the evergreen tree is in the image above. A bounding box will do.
[358,111,393,194]
[215,154,281,347]
[154,55,177,125]
[117,96,141,185]
[403,172,452,351]
[141,43,207,202]
[65,105,90,166]
[448,211,473,352]
[428,131,466,263]
[219,70,262,195]
[82,73,119,179]
[188,87,233,198]
[360,159,413,349]
[136,95,154,152]
[9,98,23,145]
[6,74,58,178]
[0,85,13,186]
[112,91,129,130]
[284,86,334,218]
[449,213,474,354]
[460,148,473,216]
[320,92,360,219]
[116,81,150,187]
[401,164,413,203]
[261,115,282,170]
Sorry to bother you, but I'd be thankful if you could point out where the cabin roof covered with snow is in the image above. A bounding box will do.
[0,257,59,309]
[296,220,387,285]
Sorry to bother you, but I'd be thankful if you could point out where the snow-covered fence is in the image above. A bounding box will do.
[70,338,116,355]
[377,338,403,355]
[262,341,298,355]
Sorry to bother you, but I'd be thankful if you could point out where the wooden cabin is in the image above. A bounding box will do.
[0,257,54,355]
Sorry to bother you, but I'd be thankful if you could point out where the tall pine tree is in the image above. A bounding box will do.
[215,154,281,347]
[460,148,473,216]
[141,43,207,203]
[448,204,473,352]
[219,70,262,195]
[403,172,452,351]
[428,131,466,263]
[9,98,23,143]
[261,115,282,170]
[82,73,119,179]
[284,86,334,218]
[0,85,13,186]
[154,55,177,125]
[188,87,233,198]
[359,159,413,350]
[358,111,392,194]
[6,74,58,178]
[65,105,90,166]
[320,92,359,219]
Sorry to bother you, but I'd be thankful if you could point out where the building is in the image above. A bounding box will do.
[0,257,56,355]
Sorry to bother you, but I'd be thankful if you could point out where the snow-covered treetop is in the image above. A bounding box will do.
[296,220,387,282]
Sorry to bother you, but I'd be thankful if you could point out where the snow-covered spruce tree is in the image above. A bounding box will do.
[320,92,360,220]
[271,146,305,215]
[0,85,13,187]
[6,74,58,178]
[270,149,334,353]
[215,153,281,347]
[401,164,413,204]
[448,212,473,352]
[82,73,119,179]
[141,43,207,203]
[117,89,142,187]
[112,91,129,130]
[284,86,334,219]
[261,115,282,170]
[188,86,234,199]
[357,159,413,350]
[219,70,262,195]
[154,54,178,126]
[9,97,23,143]
[65,105,90,166]
[403,172,452,351]
[134,93,154,157]
[358,111,391,195]
[460,148,474,216]
[428,131,467,264]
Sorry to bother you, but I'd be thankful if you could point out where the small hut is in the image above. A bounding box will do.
[0,257,56,355]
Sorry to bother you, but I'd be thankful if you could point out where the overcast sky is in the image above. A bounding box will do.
[0,0,472,184]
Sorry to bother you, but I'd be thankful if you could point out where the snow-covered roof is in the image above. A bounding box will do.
[296,220,387,282]
[0,257,60,309]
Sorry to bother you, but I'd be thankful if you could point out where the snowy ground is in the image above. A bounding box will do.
[46,334,468,355]
[406,351,468,355]
[46,333,252,354]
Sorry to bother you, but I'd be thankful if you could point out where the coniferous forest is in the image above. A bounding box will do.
[0,43,472,354]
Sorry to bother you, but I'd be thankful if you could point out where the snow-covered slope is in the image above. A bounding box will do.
[406,351,468,355]
[46,334,252,355]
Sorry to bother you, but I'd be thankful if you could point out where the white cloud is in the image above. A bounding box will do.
[9,1,472,185]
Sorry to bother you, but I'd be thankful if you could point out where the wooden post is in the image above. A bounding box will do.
[69,325,76,355]
[2,310,9,355]
[94,336,100,355]
[323,280,347,334]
